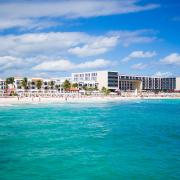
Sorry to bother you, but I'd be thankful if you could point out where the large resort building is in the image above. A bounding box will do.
[72,71,180,92]
[0,71,180,95]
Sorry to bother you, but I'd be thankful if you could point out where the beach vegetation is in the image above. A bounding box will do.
[72,83,78,88]
[101,87,110,95]
[5,77,15,89]
[62,80,71,91]
[49,81,55,89]
[36,80,43,90]
[21,77,28,90]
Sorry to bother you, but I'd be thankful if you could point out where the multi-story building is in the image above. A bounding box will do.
[72,71,180,92]
[176,77,180,91]
[0,79,6,94]
[72,72,98,89]
[119,75,176,91]
[72,71,118,90]
[0,71,180,94]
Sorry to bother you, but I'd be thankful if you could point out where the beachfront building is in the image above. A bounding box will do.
[175,77,180,91]
[0,79,6,95]
[119,75,176,91]
[72,71,180,92]
[0,72,180,95]
[72,71,118,90]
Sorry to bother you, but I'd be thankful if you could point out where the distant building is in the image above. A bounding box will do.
[72,71,180,92]
[72,71,118,90]
[0,71,180,94]
[119,75,176,91]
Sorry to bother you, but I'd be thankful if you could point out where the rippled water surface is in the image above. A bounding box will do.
[0,100,180,179]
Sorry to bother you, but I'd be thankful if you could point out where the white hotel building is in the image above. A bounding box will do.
[0,71,180,94]
[71,71,180,92]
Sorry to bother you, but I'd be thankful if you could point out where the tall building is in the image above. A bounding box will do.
[72,71,180,92]
[0,71,180,94]
[72,71,118,90]
[119,75,176,91]
[176,77,180,91]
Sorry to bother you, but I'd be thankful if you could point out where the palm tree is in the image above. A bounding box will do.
[101,87,110,95]
[62,80,71,91]
[36,80,43,90]
[55,84,60,90]
[94,85,98,91]
[72,83,78,88]
[101,87,106,94]
[82,85,88,91]
[5,77,15,89]
[49,81,55,89]
[21,77,28,91]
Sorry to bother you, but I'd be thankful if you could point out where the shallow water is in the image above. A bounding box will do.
[0,99,180,179]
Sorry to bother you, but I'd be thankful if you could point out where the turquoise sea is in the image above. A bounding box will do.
[0,99,180,180]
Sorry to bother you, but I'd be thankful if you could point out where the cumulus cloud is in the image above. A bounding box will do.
[0,32,89,56]
[0,0,159,30]
[153,71,173,77]
[109,30,157,47]
[122,51,156,62]
[76,59,110,69]
[0,30,156,57]
[68,36,118,57]
[160,53,180,65]
[0,18,60,30]
[131,63,147,70]
[33,59,111,71]
[0,56,26,71]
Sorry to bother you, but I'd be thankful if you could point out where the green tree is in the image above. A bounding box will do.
[105,89,111,95]
[72,83,78,88]
[5,77,15,89]
[82,85,88,91]
[49,81,55,89]
[62,80,71,91]
[36,80,43,90]
[101,87,106,93]
[21,77,28,91]
[94,85,98,91]
[101,87,110,95]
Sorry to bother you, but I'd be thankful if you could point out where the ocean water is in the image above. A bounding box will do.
[0,100,180,180]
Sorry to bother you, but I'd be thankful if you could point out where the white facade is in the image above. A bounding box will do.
[72,72,98,88]
[71,71,119,90]
[14,77,23,89]
[0,72,180,94]
[96,71,108,90]
[175,77,180,90]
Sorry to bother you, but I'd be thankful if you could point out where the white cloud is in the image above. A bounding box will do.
[76,59,110,69]
[0,56,26,71]
[0,1,159,30]
[122,51,156,62]
[153,72,172,77]
[160,53,180,65]
[0,32,89,56]
[109,30,157,47]
[0,18,60,30]
[0,0,159,19]
[33,59,74,71]
[131,63,147,70]
[33,59,111,71]
[0,31,156,57]
[68,36,118,57]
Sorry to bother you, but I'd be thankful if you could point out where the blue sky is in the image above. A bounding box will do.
[0,0,179,78]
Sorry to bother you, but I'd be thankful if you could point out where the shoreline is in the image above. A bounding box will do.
[0,96,180,105]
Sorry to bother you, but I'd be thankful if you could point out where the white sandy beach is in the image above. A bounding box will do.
[0,96,180,105]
